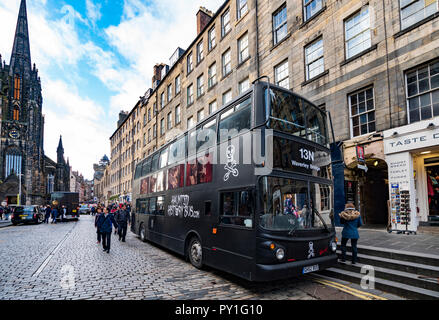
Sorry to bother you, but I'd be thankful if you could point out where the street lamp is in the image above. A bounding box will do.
[18,173,24,205]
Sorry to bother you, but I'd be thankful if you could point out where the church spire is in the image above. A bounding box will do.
[57,135,64,164]
[9,0,31,77]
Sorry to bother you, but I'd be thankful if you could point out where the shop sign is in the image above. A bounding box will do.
[384,128,439,154]
[357,163,368,172]
[356,145,365,163]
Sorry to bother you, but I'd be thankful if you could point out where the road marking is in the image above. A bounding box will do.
[308,275,388,300]
[32,222,78,278]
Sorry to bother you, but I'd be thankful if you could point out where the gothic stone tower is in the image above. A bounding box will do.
[55,136,70,192]
[0,0,45,205]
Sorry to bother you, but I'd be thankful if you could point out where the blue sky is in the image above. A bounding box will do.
[0,0,224,179]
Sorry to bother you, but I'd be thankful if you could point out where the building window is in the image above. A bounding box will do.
[14,75,20,100]
[345,6,371,60]
[153,124,157,138]
[160,118,165,136]
[197,40,204,63]
[222,90,232,106]
[239,78,250,94]
[209,100,217,114]
[187,52,193,74]
[143,114,147,126]
[273,4,288,45]
[304,0,323,22]
[167,84,172,102]
[148,108,151,122]
[237,0,248,19]
[167,112,172,130]
[160,92,165,109]
[305,37,324,80]
[148,129,151,143]
[238,32,249,64]
[221,8,231,37]
[144,133,147,146]
[187,84,194,106]
[187,116,194,129]
[208,26,216,51]
[13,107,19,121]
[5,149,22,177]
[197,109,205,123]
[175,75,181,94]
[175,105,181,124]
[406,60,439,123]
[222,49,232,76]
[208,63,217,88]
[400,0,438,30]
[275,60,289,89]
[349,87,376,137]
[197,74,204,97]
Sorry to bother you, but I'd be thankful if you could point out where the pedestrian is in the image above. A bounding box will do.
[44,205,51,224]
[116,205,130,242]
[62,205,67,222]
[0,205,3,220]
[51,207,58,224]
[96,207,118,253]
[4,205,11,221]
[339,203,363,264]
[95,208,103,244]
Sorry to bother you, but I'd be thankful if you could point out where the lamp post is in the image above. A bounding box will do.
[18,173,23,205]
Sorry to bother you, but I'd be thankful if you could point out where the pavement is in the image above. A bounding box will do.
[336,227,439,256]
[0,215,395,300]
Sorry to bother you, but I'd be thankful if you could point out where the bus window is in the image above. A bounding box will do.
[186,158,198,186]
[134,163,142,180]
[140,177,150,194]
[151,153,159,172]
[160,147,169,169]
[142,158,152,176]
[168,164,184,190]
[218,96,251,143]
[137,199,148,214]
[305,103,328,146]
[149,197,157,215]
[149,174,157,193]
[205,201,212,216]
[197,152,213,184]
[168,136,186,165]
[157,196,165,215]
[220,191,253,228]
[157,171,165,192]
[197,119,217,152]
[267,88,306,138]
[188,128,197,156]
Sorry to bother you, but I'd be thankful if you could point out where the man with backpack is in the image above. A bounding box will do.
[96,207,119,253]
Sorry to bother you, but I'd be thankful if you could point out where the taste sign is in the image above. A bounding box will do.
[384,128,439,154]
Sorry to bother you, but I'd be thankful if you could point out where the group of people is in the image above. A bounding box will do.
[0,205,12,221]
[40,205,68,224]
[94,203,131,253]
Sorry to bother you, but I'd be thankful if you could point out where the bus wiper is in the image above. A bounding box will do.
[313,208,330,233]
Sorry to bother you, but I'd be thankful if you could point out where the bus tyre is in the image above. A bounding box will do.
[188,237,203,269]
[139,224,146,242]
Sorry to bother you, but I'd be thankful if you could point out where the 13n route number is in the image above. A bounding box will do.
[299,148,314,162]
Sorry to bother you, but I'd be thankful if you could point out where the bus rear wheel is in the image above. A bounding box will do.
[188,237,203,269]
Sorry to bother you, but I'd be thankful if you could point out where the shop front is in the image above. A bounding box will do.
[342,137,389,227]
[384,118,439,232]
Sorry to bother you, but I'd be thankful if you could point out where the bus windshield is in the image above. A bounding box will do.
[259,177,333,232]
[266,88,329,147]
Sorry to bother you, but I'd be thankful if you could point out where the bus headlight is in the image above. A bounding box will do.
[276,248,285,260]
[330,240,337,252]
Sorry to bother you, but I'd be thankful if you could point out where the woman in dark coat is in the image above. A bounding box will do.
[95,208,103,244]
[340,203,363,264]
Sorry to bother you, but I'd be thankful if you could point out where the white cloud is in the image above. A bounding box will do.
[86,0,102,25]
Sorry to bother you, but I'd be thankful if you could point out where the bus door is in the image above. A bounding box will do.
[211,188,256,279]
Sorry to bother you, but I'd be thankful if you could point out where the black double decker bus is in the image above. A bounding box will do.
[132,81,337,281]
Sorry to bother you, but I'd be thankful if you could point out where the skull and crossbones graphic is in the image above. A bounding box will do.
[224,145,239,182]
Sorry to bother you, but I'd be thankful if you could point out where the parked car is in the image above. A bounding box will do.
[11,206,44,225]
[78,205,91,215]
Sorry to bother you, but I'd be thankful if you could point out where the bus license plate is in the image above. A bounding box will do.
[303,265,319,274]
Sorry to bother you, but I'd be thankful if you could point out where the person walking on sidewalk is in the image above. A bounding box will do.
[340,203,363,264]
[51,207,58,224]
[44,205,51,224]
[95,207,103,244]
[116,205,130,242]
[97,207,118,253]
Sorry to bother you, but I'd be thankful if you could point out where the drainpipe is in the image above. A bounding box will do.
[255,0,260,78]
[382,0,393,129]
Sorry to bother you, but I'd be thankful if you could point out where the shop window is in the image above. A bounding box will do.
[220,191,254,228]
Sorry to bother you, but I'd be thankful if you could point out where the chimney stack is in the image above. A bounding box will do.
[196,7,213,35]
[152,63,166,89]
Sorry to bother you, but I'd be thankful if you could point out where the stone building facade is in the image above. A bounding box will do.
[0,0,46,205]
[107,0,439,229]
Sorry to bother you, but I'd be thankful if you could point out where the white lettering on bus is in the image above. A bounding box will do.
[167,195,200,219]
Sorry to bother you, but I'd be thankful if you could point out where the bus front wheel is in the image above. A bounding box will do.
[188,237,203,269]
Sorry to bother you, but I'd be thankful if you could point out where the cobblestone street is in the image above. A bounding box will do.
[0,215,382,300]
